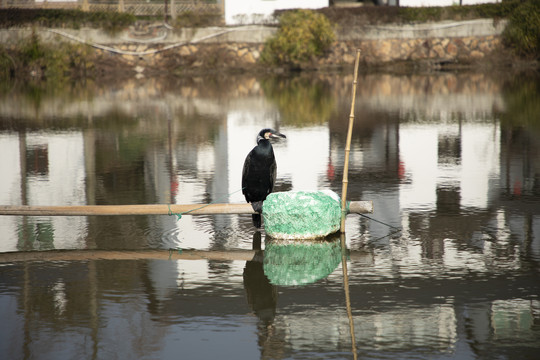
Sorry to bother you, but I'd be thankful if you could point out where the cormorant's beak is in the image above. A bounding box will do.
[270,132,286,139]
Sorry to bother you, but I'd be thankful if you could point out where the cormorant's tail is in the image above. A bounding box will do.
[250,201,263,228]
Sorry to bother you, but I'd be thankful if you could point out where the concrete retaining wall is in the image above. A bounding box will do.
[338,19,506,40]
[0,18,508,70]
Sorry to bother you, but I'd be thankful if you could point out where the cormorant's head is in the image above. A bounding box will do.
[257,128,286,143]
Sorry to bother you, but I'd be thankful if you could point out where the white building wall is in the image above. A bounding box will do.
[224,0,329,25]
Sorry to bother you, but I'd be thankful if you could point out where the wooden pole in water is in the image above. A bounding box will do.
[0,203,255,216]
[340,49,362,232]
[0,249,260,263]
[0,248,373,263]
[340,233,358,359]
[0,201,373,216]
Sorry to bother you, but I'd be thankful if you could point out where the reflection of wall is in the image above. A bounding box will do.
[491,299,537,342]
[0,73,503,126]
[498,126,540,260]
[143,133,213,250]
[0,135,23,250]
[0,132,87,252]
[354,73,505,117]
[276,304,456,353]
[397,121,503,268]
[399,122,500,212]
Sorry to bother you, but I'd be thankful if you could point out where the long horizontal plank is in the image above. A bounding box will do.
[0,201,373,216]
[0,249,373,263]
[0,249,260,263]
[0,203,254,216]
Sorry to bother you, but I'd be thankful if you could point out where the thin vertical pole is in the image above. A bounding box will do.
[341,233,358,359]
[164,0,168,24]
[170,0,176,22]
[340,49,361,232]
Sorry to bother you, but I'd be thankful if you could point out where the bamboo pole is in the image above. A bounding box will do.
[340,233,358,359]
[0,203,254,216]
[0,249,259,263]
[340,49,362,232]
[0,201,373,217]
[0,248,373,264]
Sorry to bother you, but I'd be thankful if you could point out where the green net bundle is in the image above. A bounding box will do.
[263,238,342,286]
[262,190,342,239]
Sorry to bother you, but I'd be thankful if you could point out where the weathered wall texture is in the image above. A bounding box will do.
[107,35,502,70]
[0,18,508,71]
[324,36,503,66]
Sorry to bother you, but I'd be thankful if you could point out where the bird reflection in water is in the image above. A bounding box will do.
[243,231,283,356]
[243,231,277,325]
[243,231,344,357]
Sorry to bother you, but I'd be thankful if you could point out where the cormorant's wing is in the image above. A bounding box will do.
[241,151,251,195]
[269,159,277,194]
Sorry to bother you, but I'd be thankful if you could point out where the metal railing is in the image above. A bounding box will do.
[1,1,222,16]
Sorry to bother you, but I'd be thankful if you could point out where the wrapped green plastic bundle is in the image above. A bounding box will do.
[263,238,342,286]
[262,190,342,239]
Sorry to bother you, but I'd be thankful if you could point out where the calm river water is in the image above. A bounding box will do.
[0,70,539,359]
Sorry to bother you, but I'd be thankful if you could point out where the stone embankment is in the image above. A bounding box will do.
[326,36,502,66]
[0,18,508,74]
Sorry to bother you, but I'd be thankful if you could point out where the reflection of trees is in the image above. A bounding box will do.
[260,75,335,127]
[0,77,96,105]
[86,109,152,249]
[92,109,149,203]
[500,73,540,200]
[501,73,540,130]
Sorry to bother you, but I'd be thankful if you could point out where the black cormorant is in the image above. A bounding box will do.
[242,128,286,228]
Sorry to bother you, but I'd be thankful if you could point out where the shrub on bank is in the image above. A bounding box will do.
[501,72,540,131]
[502,0,540,59]
[1,29,95,81]
[260,10,335,67]
[0,46,15,79]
